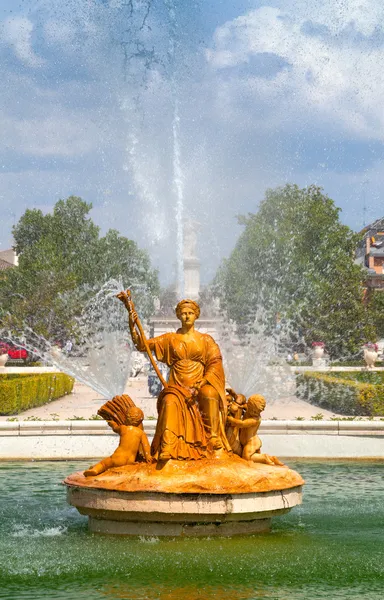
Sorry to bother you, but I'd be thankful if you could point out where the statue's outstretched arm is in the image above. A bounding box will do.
[116,291,145,351]
[140,432,152,464]
[128,310,145,351]
[107,420,120,434]
[227,416,259,429]
[116,289,167,388]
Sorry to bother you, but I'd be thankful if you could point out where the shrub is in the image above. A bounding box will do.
[329,372,384,385]
[330,361,366,367]
[0,373,74,415]
[330,360,383,367]
[296,371,384,416]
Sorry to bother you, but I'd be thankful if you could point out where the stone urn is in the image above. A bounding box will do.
[0,352,8,368]
[364,345,378,369]
[312,343,325,359]
[50,346,62,360]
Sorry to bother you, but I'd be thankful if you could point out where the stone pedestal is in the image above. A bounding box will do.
[67,486,302,536]
[64,455,304,537]
[183,257,200,300]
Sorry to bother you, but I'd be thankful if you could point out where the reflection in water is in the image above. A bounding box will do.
[102,583,269,600]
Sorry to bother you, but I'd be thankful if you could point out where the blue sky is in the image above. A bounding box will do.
[1,0,384,284]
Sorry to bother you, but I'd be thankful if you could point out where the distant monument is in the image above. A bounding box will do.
[181,220,200,300]
[151,220,219,337]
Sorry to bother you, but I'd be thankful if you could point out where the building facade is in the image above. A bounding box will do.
[356,218,384,291]
[0,248,17,272]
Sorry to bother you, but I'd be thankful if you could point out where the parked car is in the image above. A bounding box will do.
[0,340,38,365]
[147,363,168,397]
[148,367,163,397]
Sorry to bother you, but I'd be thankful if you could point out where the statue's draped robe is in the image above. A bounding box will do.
[146,331,228,460]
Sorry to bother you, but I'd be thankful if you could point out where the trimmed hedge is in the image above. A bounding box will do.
[0,373,75,415]
[329,372,384,385]
[296,371,384,416]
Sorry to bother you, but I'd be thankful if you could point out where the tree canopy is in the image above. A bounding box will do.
[0,196,160,341]
[215,184,375,358]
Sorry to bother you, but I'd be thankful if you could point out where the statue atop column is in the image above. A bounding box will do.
[184,220,199,259]
[182,220,200,300]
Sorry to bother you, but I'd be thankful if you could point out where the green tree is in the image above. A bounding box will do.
[0,196,159,340]
[368,291,384,340]
[216,184,375,358]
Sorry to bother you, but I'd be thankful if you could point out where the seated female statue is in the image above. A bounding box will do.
[126,298,230,461]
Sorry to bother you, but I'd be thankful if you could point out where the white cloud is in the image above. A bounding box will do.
[2,17,45,67]
[0,62,121,159]
[43,20,76,45]
[43,16,99,49]
[206,1,384,140]
[289,0,384,37]
[0,111,101,157]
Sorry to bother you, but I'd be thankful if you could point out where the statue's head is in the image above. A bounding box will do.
[126,406,144,426]
[175,299,200,322]
[246,394,266,416]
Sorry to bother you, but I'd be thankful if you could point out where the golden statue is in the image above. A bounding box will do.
[225,387,247,456]
[65,292,304,537]
[117,291,231,460]
[84,394,151,476]
[226,392,284,466]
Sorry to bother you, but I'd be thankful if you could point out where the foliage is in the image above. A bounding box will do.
[330,361,367,367]
[310,413,324,420]
[0,372,74,415]
[296,371,384,416]
[0,196,160,340]
[328,371,384,385]
[368,291,384,340]
[215,184,376,358]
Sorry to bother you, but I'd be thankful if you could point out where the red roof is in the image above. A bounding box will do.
[0,258,13,271]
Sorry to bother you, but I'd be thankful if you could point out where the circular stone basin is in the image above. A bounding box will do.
[64,455,304,536]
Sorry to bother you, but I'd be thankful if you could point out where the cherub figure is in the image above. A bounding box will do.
[84,401,151,477]
[225,387,247,456]
[226,393,284,466]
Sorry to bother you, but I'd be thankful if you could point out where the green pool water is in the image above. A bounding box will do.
[1,461,384,600]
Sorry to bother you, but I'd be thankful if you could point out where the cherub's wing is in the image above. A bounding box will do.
[97,394,136,426]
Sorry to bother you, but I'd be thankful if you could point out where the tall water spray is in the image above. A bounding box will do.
[118,0,186,296]
[2,279,156,399]
[172,99,185,298]
[215,306,299,404]
[167,1,185,298]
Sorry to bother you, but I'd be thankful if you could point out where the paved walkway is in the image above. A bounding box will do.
[0,376,345,421]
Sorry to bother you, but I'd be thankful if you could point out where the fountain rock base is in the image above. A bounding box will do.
[65,456,304,536]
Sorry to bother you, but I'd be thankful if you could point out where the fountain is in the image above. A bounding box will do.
[64,291,304,536]
[2,0,383,597]
[3,460,383,599]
